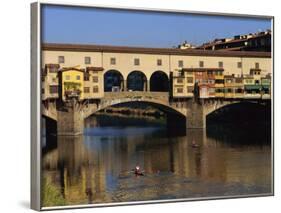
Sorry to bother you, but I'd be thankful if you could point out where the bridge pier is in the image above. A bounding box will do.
[186,99,206,129]
[167,112,186,134]
[57,99,84,136]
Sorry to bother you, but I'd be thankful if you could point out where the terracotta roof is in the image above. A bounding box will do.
[45,63,60,68]
[86,66,104,72]
[199,32,271,49]
[201,38,248,48]
[224,75,235,78]
[182,68,224,72]
[60,67,85,72]
[250,68,261,71]
[42,43,271,58]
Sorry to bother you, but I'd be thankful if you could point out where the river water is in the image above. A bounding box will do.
[42,114,272,207]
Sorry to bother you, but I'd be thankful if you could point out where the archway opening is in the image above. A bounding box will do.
[104,70,124,92]
[127,71,147,91]
[206,102,271,145]
[85,100,187,136]
[150,71,169,92]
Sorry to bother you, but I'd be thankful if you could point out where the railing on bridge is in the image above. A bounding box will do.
[104,91,169,101]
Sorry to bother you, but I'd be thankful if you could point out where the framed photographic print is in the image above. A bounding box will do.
[31,1,274,211]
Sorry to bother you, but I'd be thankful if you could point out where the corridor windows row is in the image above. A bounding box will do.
[56,55,259,70]
[178,60,204,68]
[176,60,256,69]
[110,57,162,66]
[58,56,93,65]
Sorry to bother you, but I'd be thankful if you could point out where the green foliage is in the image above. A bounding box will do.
[64,81,81,91]
[42,178,66,207]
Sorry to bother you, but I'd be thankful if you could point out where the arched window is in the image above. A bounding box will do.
[150,71,169,92]
[104,70,124,92]
[127,71,147,91]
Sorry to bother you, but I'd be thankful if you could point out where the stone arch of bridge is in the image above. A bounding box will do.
[83,98,187,120]
[204,100,270,125]
[205,100,268,117]
[150,70,169,92]
[104,69,125,92]
[126,70,148,91]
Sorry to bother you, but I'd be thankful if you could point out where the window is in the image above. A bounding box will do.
[85,56,91,64]
[42,88,45,94]
[237,62,242,68]
[235,78,243,83]
[93,76,98,83]
[215,79,224,84]
[178,60,184,68]
[49,85,58,94]
[93,86,99,93]
[187,87,193,93]
[76,75,80,80]
[65,75,70,80]
[49,65,58,73]
[187,77,193,83]
[84,73,90,81]
[216,88,223,93]
[157,59,162,66]
[218,61,223,68]
[255,62,260,69]
[84,87,90,93]
[226,79,233,83]
[246,79,253,84]
[236,88,243,93]
[177,88,183,93]
[110,57,116,65]
[177,78,183,83]
[58,56,65,64]
[134,58,140,66]
[199,61,204,68]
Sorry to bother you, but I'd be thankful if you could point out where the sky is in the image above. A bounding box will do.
[42,5,272,48]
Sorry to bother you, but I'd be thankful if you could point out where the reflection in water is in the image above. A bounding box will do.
[42,114,272,207]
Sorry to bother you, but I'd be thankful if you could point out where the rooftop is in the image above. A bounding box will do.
[42,43,271,58]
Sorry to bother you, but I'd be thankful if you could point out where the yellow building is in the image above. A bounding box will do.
[224,75,236,99]
[214,69,224,98]
[243,75,261,99]
[234,77,244,98]
[60,68,84,101]
[172,69,194,98]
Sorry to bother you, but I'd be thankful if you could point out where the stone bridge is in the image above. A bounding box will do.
[42,92,269,135]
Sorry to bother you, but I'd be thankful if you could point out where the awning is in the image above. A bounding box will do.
[262,85,270,89]
[244,85,261,90]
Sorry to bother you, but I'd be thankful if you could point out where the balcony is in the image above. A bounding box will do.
[65,90,81,99]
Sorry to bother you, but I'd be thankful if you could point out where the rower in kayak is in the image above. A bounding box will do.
[191,140,200,148]
[134,165,145,176]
